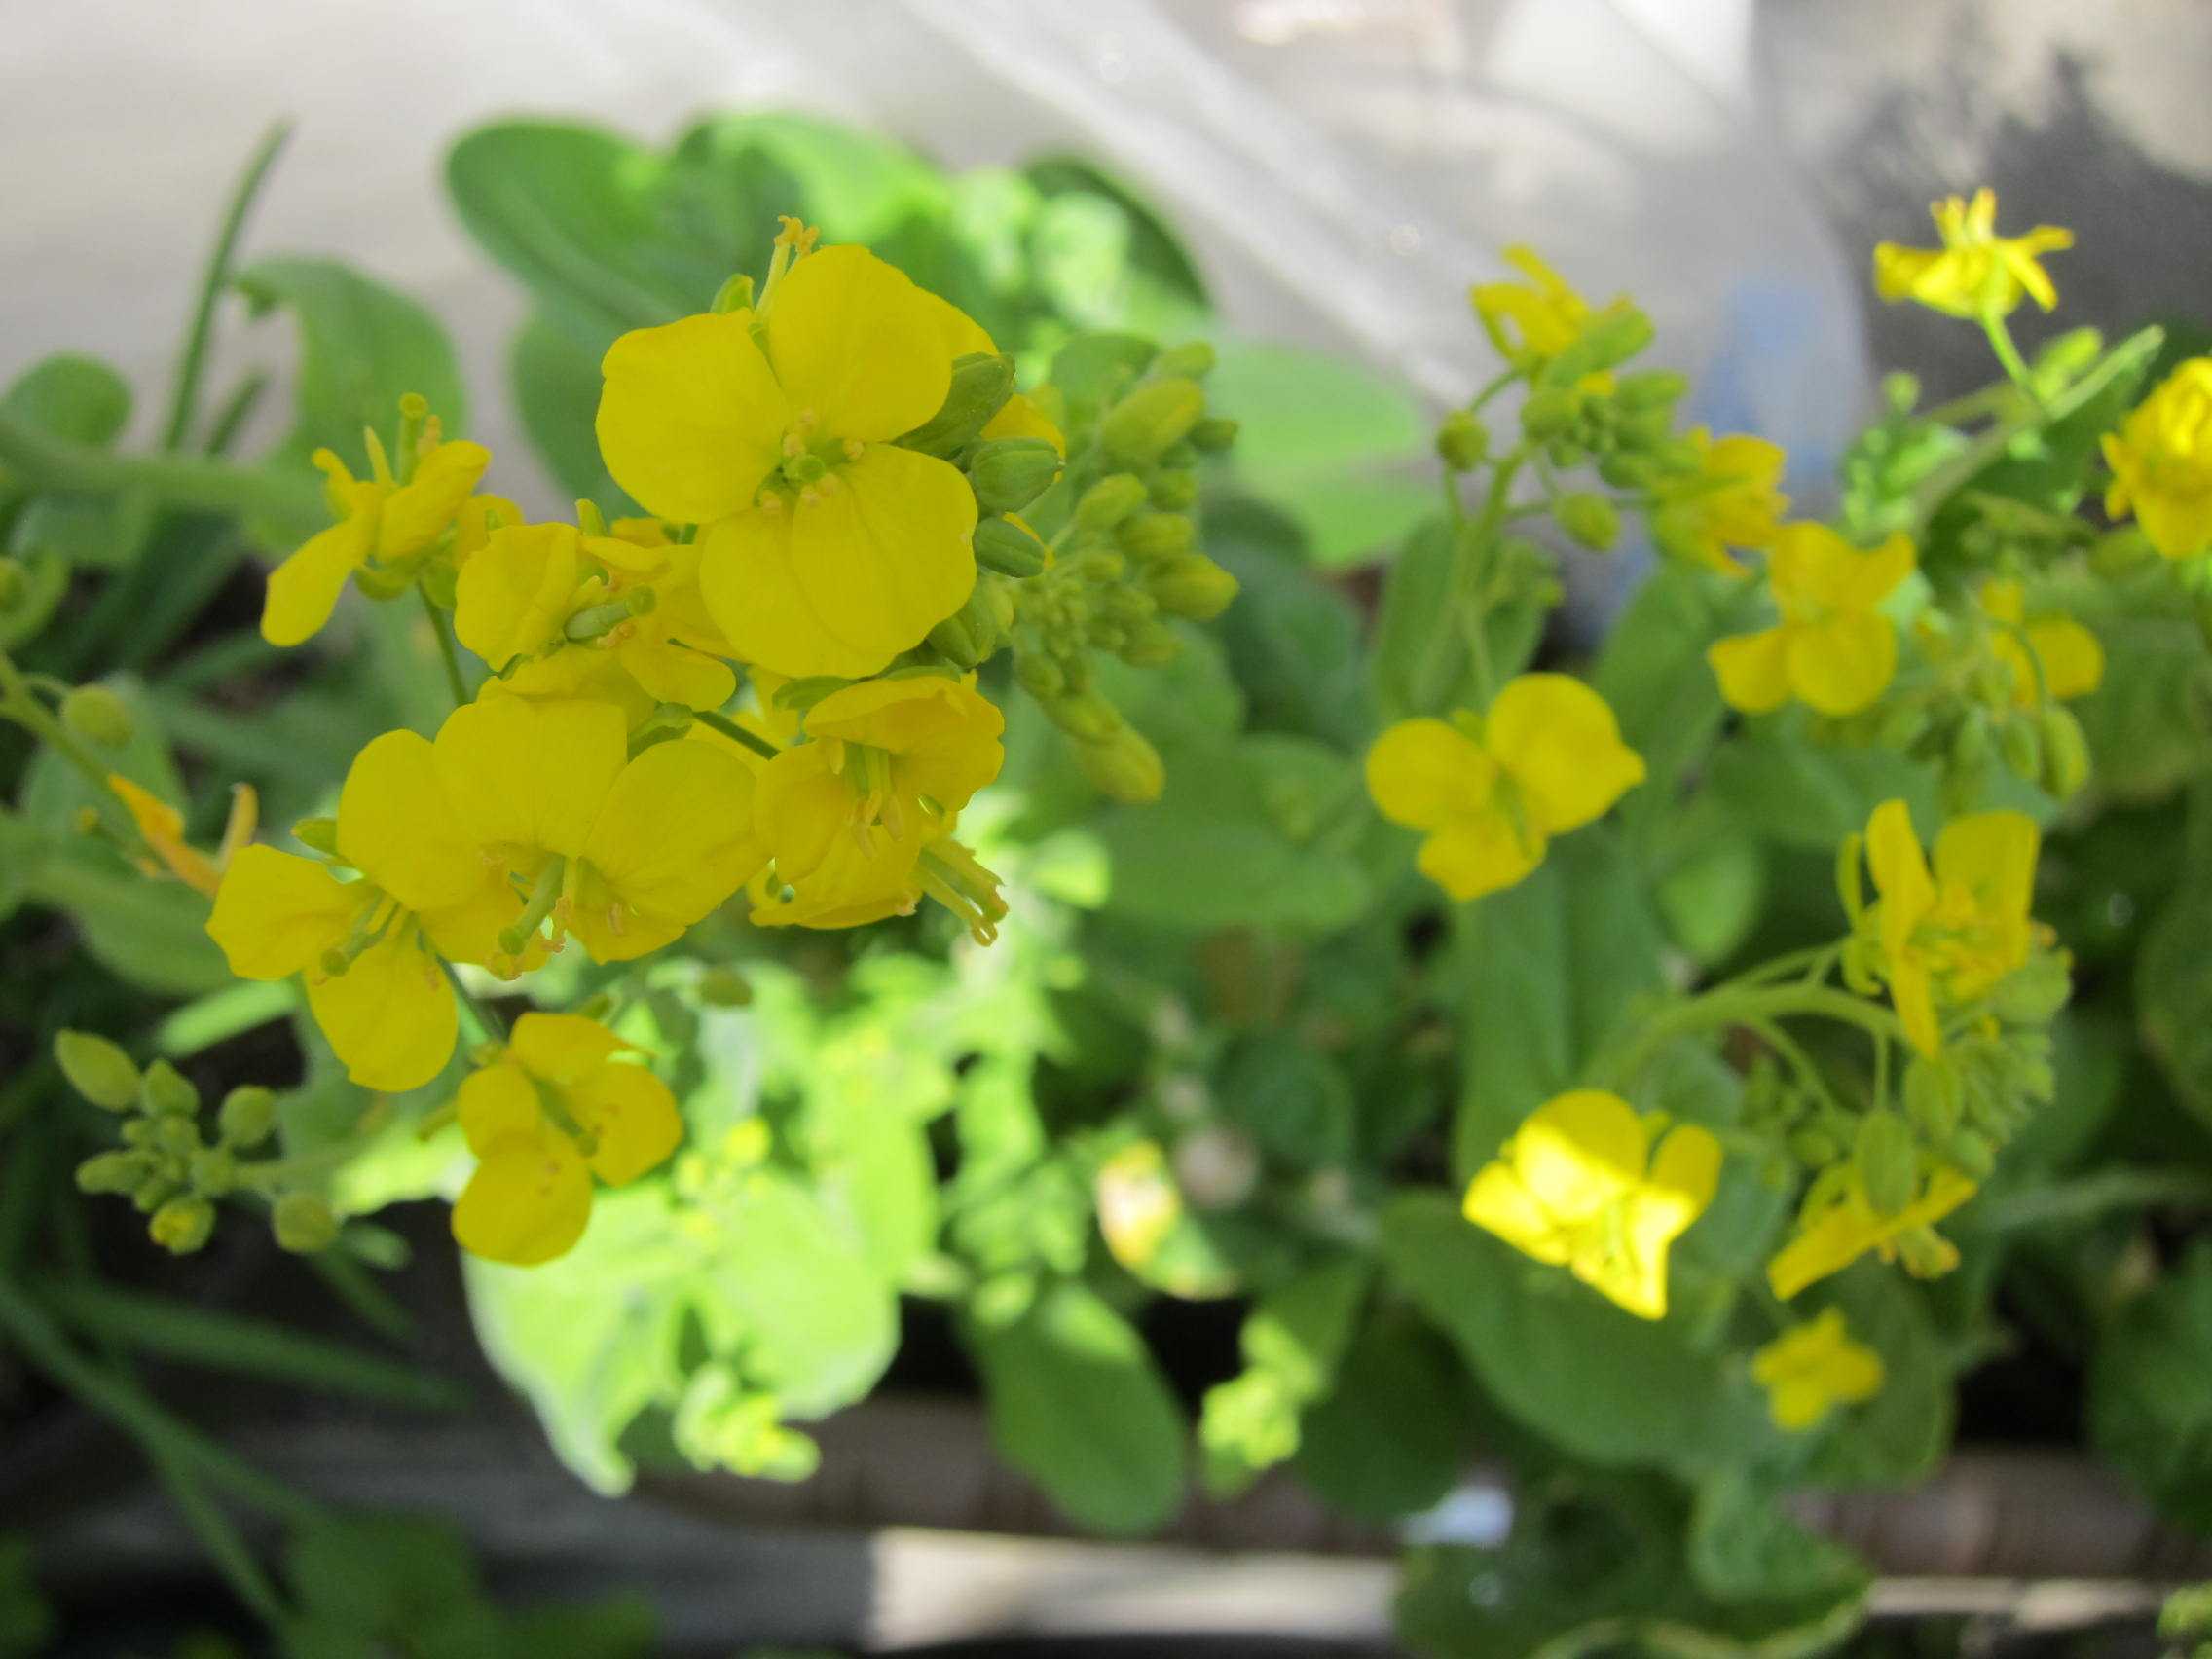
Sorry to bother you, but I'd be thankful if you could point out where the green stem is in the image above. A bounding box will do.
[161,121,292,453]
[442,960,510,1045]
[1978,308,2042,412]
[0,406,322,528]
[147,1445,292,1626]
[693,707,781,760]
[419,582,469,708]
[202,370,272,459]
[1602,980,1905,1095]
[0,647,121,800]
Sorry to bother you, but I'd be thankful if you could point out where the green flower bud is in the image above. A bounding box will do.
[1883,371,1922,414]
[2031,325,2103,387]
[1156,341,1218,379]
[697,966,754,1007]
[1118,511,1195,562]
[291,816,340,855]
[1099,586,1159,627]
[150,1197,216,1256]
[76,1150,152,1195]
[973,515,1050,578]
[1647,436,1703,473]
[55,1030,141,1112]
[1077,725,1165,804]
[1546,437,1588,469]
[1015,652,1066,701]
[1077,473,1150,531]
[132,1176,180,1214]
[1147,554,1240,621]
[899,351,1015,459]
[1050,692,1122,742]
[1148,468,1199,510]
[1072,548,1128,582]
[60,685,134,748]
[1102,379,1205,465]
[2037,706,2090,799]
[1597,451,1660,490]
[140,1059,200,1118]
[1902,1055,1964,1140]
[1520,387,1580,442]
[1946,1128,1997,1181]
[1553,493,1620,552]
[1572,307,1655,374]
[0,557,25,609]
[1614,407,1674,451]
[1188,417,1239,454]
[1116,620,1183,668]
[1997,715,2043,782]
[217,1086,279,1149]
[968,438,1062,515]
[1988,954,2073,1025]
[1853,1109,1919,1217]
[1435,410,1490,471]
[1614,369,1689,411]
[188,1146,237,1197]
[1787,1127,1841,1168]
[273,1192,340,1254]
[1950,712,1991,774]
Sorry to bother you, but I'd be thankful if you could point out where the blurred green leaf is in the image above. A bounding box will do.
[510,313,635,512]
[1295,1312,1469,1523]
[1206,496,1375,751]
[1371,518,1543,723]
[2089,1238,2212,1530]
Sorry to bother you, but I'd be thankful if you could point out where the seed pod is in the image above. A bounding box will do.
[968,438,1062,515]
[1102,378,1205,465]
[55,1030,141,1112]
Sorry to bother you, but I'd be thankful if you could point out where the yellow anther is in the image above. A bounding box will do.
[757,492,784,516]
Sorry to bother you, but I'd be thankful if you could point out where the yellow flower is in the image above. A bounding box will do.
[454,520,736,720]
[1768,1164,1977,1299]
[595,241,978,679]
[1978,579,2103,706]
[1873,189,2073,318]
[924,293,1068,456]
[205,732,527,1091]
[262,432,490,647]
[450,1013,682,1266]
[1462,1088,1721,1320]
[107,774,256,899]
[1472,246,1605,365]
[748,831,1008,945]
[1365,675,1645,903]
[1708,524,1915,716]
[2102,357,2212,561]
[428,697,767,966]
[1862,799,2040,1058]
[1751,1309,1885,1431]
[1650,428,1788,577]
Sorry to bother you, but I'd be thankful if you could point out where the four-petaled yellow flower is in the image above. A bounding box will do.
[451,1013,682,1266]
[206,730,529,1091]
[596,241,979,679]
[1978,578,2103,706]
[1873,189,2073,318]
[1708,524,1915,717]
[1751,1309,1885,1431]
[262,433,490,646]
[1471,246,1604,365]
[1769,1163,1977,1298]
[1462,1088,1721,1320]
[1863,798,2040,1057]
[1650,428,1788,577]
[1365,675,1645,903]
[2102,357,2212,562]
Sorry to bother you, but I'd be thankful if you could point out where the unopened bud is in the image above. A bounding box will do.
[968,438,1061,515]
[1188,417,1239,454]
[1155,341,1217,379]
[1051,692,1122,742]
[1102,379,1205,465]
[140,1059,200,1117]
[1950,713,1991,774]
[2037,706,2090,798]
[1118,512,1195,562]
[1597,451,1660,490]
[1946,1129,1997,1181]
[1902,1055,1963,1140]
[217,1086,278,1149]
[1435,409,1490,471]
[1520,387,1580,441]
[1015,652,1066,701]
[1853,1109,1919,1218]
[1116,619,1182,668]
[1553,493,1620,552]
[75,1150,152,1195]
[1148,468,1199,510]
[1787,1127,1841,1168]
[1077,725,1165,803]
[1989,954,2073,1025]
[1614,407,1674,451]
[1076,473,1148,532]
[1615,369,1689,411]
[973,516,1049,578]
[1997,716,2043,782]
[900,351,1015,459]
[55,1030,141,1111]
[710,271,755,314]
[273,1192,340,1254]
[1147,554,1240,621]
[61,685,133,748]
[697,967,754,1007]
[188,1147,237,1197]
[150,1197,216,1255]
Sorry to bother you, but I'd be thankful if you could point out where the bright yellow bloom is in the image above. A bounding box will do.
[1862,798,2040,1058]
[454,520,736,720]
[1872,189,2073,318]
[1751,1309,1885,1431]
[206,733,528,1091]
[1365,675,1645,903]
[1650,428,1788,577]
[450,1013,682,1266]
[1472,246,1607,365]
[924,293,1068,456]
[262,433,490,647]
[1462,1088,1721,1320]
[2102,358,2212,561]
[107,774,256,898]
[1978,579,2103,706]
[1769,1164,1977,1299]
[429,697,767,966]
[1708,525,1915,717]
[595,242,978,679]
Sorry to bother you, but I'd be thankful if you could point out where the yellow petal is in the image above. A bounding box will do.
[456,1060,541,1156]
[452,1130,591,1266]
[377,441,491,557]
[432,697,627,860]
[455,522,582,670]
[262,513,374,647]
[336,730,486,913]
[1484,674,1645,835]
[1365,719,1489,831]
[206,845,361,978]
[918,287,997,359]
[803,675,1006,817]
[1934,810,2040,969]
[616,635,737,711]
[305,927,457,1093]
[573,738,766,961]
[1509,1090,1646,1224]
[1888,955,1943,1059]
[570,1063,682,1185]
[764,244,951,440]
[596,311,791,525]
[1462,1163,1569,1265]
[1841,533,1915,611]
[756,743,916,892]
[698,445,977,679]
[1708,627,1792,714]
[507,1012,629,1088]
[1418,812,1542,902]
[1787,612,1897,715]
[2025,618,2104,701]
[983,391,1067,457]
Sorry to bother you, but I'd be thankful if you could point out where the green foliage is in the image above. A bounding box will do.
[2090,1240,2212,1530]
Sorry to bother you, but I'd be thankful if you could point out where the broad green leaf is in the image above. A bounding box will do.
[2070,608,2212,805]
[0,354,139,571]
[1370,517,1545,723]
[1592,566,1740,847]
[966,1280,1187,1534]
[2,352,130,446]
[1206,495,1375,751]
[2137,783,2212,1129]
[1703,723,1938,854]
[1688,1467,1867,1605]
[22,857,229,995]
[1295,1313,1469,1523]
[509,313,635,513]
[1024,155,1209,330]
[1213,1036,1354,1170]
[2089,1239,2212,1530]
[1800,1266,1954,1490]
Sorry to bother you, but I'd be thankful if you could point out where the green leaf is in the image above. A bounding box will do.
[2089,1239,2212,1530]
[1211,343,1432,568]
[1703,723,1938,853]
[234,256,468,477]
[1295,1312,1469,1522]
[21,858,229,995]
[509,313,635,512]
[2070,608,2212,805]
[1381,1192,1769,1479]
[2138,784,2212,1130]
[799,1085,941,1288]
[966,1280,1187,1534]
[1591,567,1739,845]
[2,352,130,447]
[1205,495,1376,751]
[1370,517,1544,723]
[1799,1266,1954,1490]
[1213,1037,1355,1171]
[1689,1467,1867,1605]
[1024,155,1209,330]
